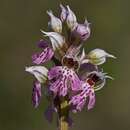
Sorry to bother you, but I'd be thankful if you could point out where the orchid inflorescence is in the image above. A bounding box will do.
[25,4,116,129]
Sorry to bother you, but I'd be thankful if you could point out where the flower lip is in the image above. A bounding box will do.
[48,66,81,96]
[69,81,95,112]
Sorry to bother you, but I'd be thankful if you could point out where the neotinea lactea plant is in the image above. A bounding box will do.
[25,4,116,130]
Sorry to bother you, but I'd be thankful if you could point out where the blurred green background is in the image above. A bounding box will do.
[0,0,129,130]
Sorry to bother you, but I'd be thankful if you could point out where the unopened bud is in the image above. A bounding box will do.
[88,49,116,65]
[74,19,91,41]
[60,4,67,22]
[66,5,77,30]
[47,10,62,33]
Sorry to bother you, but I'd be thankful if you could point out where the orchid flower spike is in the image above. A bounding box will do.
[25,4,116,128]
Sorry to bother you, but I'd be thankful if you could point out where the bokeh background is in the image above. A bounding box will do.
[0,0,129,130]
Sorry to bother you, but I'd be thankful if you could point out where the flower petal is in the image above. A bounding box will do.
[25,66,48,83]
[37,39,49,48]
[32,47,54,64]
[32,80,41,108]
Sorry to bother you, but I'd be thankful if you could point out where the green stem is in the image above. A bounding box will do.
[59,116,68,130]
[58,99,69,130]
